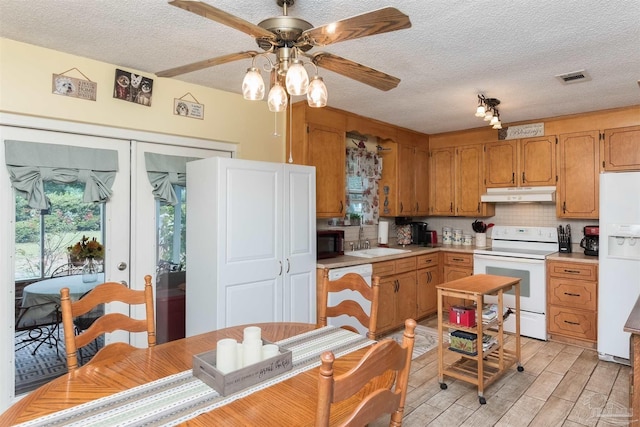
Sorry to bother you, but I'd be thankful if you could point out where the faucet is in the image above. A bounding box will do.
[354,224,370,250]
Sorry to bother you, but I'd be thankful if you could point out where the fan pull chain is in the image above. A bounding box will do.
[273,111,279,137]
[288,98,293,163]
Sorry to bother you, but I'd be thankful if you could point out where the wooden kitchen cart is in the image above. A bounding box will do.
[437,274,523,404]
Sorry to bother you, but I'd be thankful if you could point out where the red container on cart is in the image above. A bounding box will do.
[449,306,476,327]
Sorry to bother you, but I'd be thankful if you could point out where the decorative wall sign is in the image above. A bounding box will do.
[113,69,153,106]
[498,123,545,140]
[51,68,97,101]
[173,93,204,119]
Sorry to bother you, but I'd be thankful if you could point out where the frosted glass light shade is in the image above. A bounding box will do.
[306,76,328,108]
[490,115,499,126]
[475,105,486,117]
[242,68,265,100]
[267,82,288,112]
[483,108,494,121]
[285,60,309,96]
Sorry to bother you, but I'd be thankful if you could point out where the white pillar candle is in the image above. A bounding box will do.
[243,326,261,342]
[243,339,263,367]
[262,344,280,360]
[216,338,237,374]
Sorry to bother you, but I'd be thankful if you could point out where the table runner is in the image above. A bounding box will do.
[14,326,373,427]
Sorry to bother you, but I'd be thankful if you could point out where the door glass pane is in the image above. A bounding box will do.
[155,185,187,344]
[14,181,105,394]
[485,266,530,298]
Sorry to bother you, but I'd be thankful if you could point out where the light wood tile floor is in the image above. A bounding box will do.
[372,317,633,427]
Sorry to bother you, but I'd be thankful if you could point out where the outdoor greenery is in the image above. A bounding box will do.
[157,190,187,271]
[14,182,102,280]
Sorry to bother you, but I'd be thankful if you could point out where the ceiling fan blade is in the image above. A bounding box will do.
[156,51,259,78]
[301,7,411,47]
[308,52,400,91]
[169,0,276,41]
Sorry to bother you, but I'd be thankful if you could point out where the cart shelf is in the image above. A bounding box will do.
[437,274,523,404]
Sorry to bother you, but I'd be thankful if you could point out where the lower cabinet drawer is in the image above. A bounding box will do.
[373,260,395,277]
[548,305,597,341]
[548,277,597,311]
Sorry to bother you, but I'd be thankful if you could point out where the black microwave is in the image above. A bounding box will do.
[317,230,344,259]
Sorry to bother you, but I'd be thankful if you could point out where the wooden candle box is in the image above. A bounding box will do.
[193,340,293,396]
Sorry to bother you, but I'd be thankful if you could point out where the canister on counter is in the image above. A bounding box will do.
[453,228,463,245]
[442,226,452,244]
[397,224,411,246]
[462,234,473,246]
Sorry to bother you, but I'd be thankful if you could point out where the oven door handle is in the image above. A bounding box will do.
[473,254,546,264]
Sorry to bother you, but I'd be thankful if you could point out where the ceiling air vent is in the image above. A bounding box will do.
[555,69,591,84]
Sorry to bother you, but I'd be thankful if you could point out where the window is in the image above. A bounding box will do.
[156,184,186,273]
[14,181,105,281]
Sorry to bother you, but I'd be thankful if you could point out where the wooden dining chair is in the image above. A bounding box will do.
[318,271,380,340]
[60,274,156,371]
[316,318,417,427]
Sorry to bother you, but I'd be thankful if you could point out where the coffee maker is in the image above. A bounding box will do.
[580,225,599,256]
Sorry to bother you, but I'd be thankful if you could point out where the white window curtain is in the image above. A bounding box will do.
[144,153,201,206]
[4,140,119,210]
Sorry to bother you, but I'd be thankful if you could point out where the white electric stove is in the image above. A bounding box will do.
[473,226,559,340]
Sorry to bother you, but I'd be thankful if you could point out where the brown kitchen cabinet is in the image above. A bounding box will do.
[416,253,441,318]
[484,136,556,187]
[373,257,417,336]
[442,251,474,308]
[377,128,429,217]
[290,103,346,218]
[601,125,640,171]
[547,260,598,347]
[557,130,600,219]
[430,145,493,217]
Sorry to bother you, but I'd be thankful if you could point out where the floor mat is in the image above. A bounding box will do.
[384,325,448,360]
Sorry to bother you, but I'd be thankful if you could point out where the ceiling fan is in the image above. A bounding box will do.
[157,0,411,109]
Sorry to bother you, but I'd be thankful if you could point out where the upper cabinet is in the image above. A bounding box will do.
[557,131,600,218]
[368,124,429,217]
[430,144,493,217]
[290,104,346,218]
[395,129,429,216]
[484,136,556,187]
[601,125,640,171]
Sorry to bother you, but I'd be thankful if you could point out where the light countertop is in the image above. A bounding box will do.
[317,244,476,269]
[318,244,599,269]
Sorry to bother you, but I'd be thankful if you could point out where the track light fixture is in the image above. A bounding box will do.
[242,47,328,112]
[475,94,502,129]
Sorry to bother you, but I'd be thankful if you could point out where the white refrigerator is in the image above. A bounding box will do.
[598,171,640,362]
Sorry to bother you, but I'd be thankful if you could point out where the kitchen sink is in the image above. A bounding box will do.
[347,247,411,258]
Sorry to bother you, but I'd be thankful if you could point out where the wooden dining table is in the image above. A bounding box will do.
[1,322,375,426]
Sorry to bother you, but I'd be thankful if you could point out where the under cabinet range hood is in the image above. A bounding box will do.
[481,186,556,203]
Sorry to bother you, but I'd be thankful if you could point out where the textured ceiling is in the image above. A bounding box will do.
[1,0,639,134]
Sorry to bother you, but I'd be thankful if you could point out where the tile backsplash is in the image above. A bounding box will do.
[317,203,598,247]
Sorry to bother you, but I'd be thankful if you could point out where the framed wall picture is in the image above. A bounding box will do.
[173,94,204,119]
[113,68,153,106]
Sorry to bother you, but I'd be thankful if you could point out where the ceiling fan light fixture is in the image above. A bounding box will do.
[267,81,288,112]
[242,67,265,100]
[285,59,309,96]
[307,76,328,108]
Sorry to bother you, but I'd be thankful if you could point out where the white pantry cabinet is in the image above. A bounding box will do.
[185,157,316,336]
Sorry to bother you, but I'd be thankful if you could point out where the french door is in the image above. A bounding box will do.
[1,120,234,407]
